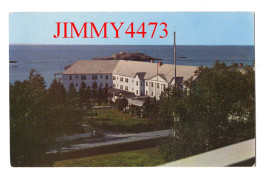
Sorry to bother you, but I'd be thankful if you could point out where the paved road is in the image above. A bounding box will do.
[48,129,172,153]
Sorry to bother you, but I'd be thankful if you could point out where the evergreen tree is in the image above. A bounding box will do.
[97,84,103,105]
[117,98,128,112]
[10,70,51,166]
[86,86,91,100]
[92,81,98,103]
[67,83,78,108]
[78,82,87,108]
[103,86,109,103]
[10,70,84,166]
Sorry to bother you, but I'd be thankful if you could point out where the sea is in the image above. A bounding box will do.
[9,45,255,87]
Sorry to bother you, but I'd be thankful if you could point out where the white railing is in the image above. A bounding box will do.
[160,138,255,167]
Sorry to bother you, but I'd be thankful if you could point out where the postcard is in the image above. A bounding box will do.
[9,12,255,167]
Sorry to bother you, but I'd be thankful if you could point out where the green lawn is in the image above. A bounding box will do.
[53,146,165,167]
[83,108,149,126]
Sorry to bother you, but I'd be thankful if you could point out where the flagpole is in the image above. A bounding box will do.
[174,32,176,89]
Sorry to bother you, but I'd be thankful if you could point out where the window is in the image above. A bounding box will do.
[81,75,86,80]
[100,83,103,86]
[136,81,138,86]
[157,83,159,89]
[106,83,108,87]
[100,75,103,79]
[151,82,154,87]
[117,77,118,80]
[146,82,148,86]
[125,78,128,83]
[120,77,123,82]
[117,84,118,87]
[151,92,153,96]
[113,84,115,87]
[136,90,138,95]
[146,90,148,95]
[76,75,78,79]
[106,75,108,80]
[120,85,123,90]
[92,75,97,80]
[125,86,128,91]
[75,83,78,87]
[113,76,116,80]
[162,84,166,91]
[132,88,134,91]
[69,76,72,80]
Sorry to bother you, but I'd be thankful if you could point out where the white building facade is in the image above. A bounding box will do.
[62,60,197,101]
[62,73,113,90]
[62,60,119,90]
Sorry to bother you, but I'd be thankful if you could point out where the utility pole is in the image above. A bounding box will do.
[174,32,177,90]
[156,62,158,100]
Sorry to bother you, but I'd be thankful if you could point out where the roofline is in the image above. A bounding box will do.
[146,74,168,82]
[62,72,113,75]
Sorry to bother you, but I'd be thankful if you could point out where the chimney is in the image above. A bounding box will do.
[151,59,154,63]
[239,63,243,67]
[232,63,238,67]
[158,61,163,66]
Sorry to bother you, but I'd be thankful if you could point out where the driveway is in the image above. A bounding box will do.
[48,129,172,153]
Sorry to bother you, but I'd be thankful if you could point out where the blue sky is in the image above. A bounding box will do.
[9,12,254,45]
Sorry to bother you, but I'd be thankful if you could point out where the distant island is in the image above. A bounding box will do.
[92,52,163,61]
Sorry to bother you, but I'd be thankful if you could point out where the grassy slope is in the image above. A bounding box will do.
[53,146,165,167]
[83,108,149,126]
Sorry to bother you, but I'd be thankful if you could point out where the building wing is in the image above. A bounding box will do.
[62,60,119,74]
[113,60,198,83]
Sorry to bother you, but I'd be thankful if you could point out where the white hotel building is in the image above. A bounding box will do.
[62,60,197,106]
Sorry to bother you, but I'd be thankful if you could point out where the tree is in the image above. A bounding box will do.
[143,97,159,120]
[103,86,109,103]
[78,82,87,108]
[86,86,91,100]
[92,81,98,103]
[97,84,103,105]
[116,98,128,112]
[10,70,84,166]
[46,79,68,137]
[67,83,78,108]
[10,69,52,166]
[159,61,255,161]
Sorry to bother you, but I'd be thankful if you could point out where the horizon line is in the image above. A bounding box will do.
[9,43,255,46]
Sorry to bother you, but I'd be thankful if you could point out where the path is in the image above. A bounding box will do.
[48,129,172,154]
